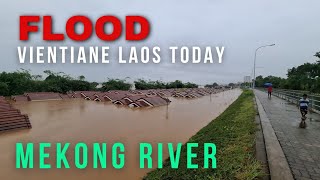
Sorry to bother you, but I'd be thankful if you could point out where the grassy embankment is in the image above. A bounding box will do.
[144,90,263,180]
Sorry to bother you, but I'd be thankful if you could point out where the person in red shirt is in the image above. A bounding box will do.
[267,86,273,98]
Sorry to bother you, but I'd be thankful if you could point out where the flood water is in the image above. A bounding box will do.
[0,89,241,180]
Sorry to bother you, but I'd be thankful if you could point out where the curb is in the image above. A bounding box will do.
[255,93,294,180]
[253,97,270,180]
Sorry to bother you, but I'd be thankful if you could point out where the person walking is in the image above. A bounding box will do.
[299,94,309,128]
[267,86,273,98]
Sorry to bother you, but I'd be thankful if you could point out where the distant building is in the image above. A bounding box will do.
[244,76,251,83]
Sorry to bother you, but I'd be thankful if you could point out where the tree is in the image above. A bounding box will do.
[134,79,197,90]
[0,70,100,96]
[0,82,9,96]
[228,83,235,87]
[32,74,42,80]
[314,51,320,60]
[254,75,286,89]
[134,79,155,90]
[253,51,320,92]
[78,75,85,81]
[167,80,184,89]
[184,82,198,88]
[205,82,219,88]
[101,79,131,91]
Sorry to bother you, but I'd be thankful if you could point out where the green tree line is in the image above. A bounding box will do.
[254,51,320,93]
[0,69,99,96]
[0,69,200,96]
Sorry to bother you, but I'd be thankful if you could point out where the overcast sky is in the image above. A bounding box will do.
[1,0,319,85]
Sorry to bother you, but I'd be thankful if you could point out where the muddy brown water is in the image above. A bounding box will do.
[0,89,241,180]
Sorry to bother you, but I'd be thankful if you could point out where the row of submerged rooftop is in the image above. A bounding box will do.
[0,87,231,133]
[12,88,229,108]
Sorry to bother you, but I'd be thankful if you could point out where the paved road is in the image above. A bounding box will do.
[255,90,320,180]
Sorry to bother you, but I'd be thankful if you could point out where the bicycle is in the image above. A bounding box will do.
[299,109,307,128]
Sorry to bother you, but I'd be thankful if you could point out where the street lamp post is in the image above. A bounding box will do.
[253,44,275,89]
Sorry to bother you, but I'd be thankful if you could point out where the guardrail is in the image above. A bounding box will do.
[257,88,320,114]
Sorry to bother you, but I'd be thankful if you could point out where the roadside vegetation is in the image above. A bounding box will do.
[246,51,320,93]
[144,90,263,180]
[0,69,201,96]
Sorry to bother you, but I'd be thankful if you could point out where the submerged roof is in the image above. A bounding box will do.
[0,100,32,132]
[137,96,170,107]
[25,92,62,101]
[12,95,29,102]
[104,93,127,101]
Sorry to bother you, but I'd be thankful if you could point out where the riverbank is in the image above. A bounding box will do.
[144,90,264,179]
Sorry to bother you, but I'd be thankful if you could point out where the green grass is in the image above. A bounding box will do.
[144,90,263,180]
